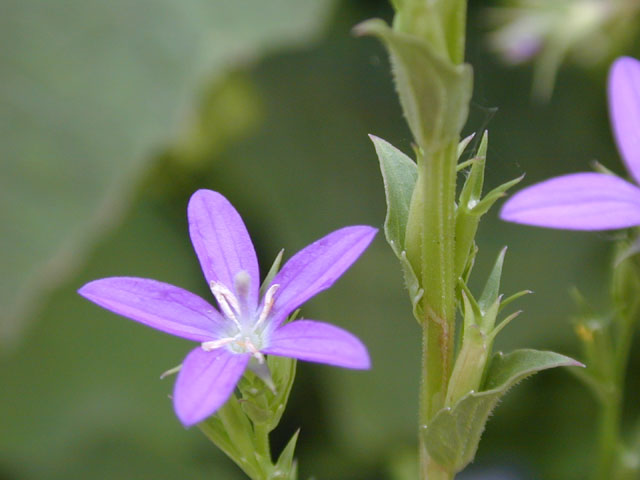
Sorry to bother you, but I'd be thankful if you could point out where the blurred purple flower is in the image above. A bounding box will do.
[501,56,640,230]
[79,189,376,426]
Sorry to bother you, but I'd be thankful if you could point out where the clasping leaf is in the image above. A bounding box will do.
[423,349,582,473]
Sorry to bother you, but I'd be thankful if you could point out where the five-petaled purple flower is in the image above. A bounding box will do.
[79,190,376,426]
[501,56,640,230]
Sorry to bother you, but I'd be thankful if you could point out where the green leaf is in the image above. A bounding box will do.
[423,349,581,473]
[1,0,334,346]
[354,19,472,151]
[400,250,424,322]
[390,0,467,65]
[369,135,417,258]
[483,349,582,390]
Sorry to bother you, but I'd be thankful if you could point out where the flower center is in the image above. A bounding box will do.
[201,271,279,362]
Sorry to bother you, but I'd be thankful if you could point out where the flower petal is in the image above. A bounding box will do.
[78,277,223,342]
[500,172,640,230]
[609,56,640,184]
[263,320,370,369]
[174,347,250,426]
[188,190,259,309]
[268,226,377,326]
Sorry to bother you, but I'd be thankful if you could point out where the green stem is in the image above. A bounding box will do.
[594,272,639,480]
[419,325,456,480]
[418,142,458,480]
[418,143,457,421]
[595,392,621,480]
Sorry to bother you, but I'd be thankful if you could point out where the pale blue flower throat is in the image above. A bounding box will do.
[201,270,279,361]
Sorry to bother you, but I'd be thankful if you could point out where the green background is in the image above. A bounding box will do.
[3,1,640,479]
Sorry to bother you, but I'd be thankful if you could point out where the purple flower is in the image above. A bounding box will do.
[79,190,376,426]
[500,56,640,230]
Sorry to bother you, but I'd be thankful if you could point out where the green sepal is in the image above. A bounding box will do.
[450,249,529,404]
[199,394,261,480]
[460,242,478,285]
[458,247,512,334]
[354,19,472,152]
[592,160,618,177]
[445,290,490,405]
[455,132,477,171]
[272,430,300,480]
[260,249,284,297]
[477,247,506,314]
[454,130,523,277]
[454,132,487,276]
[423,349,581,473]
[468,174,524,217]
[458,131,488,213]
[265,355,297,430]
[370,134,417,258]
[238,354,297,432]
[499,289,532,313]
[457,281,481,331]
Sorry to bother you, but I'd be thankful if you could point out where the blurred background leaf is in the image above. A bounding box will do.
[0,0,335,346]
[3,0,640,479]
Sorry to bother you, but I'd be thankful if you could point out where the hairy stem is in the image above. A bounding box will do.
[418,142,458,480]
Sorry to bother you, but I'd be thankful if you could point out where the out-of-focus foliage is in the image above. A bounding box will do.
[3,1,640,479]
[0,0,334,346]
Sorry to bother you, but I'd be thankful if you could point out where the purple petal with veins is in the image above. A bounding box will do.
[500,172,640,230]
[609,56,640,185]
[503,57,640,233]
[188,189,259,310]
[269,226,377,327]
[264,320,371,369]
[78,277,223,342]
[174,347,250,426]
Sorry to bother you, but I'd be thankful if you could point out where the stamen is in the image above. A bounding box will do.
[238,338,265,363]
[255,283,279,328]
[210,281,242,328]
[201,337,236,351]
